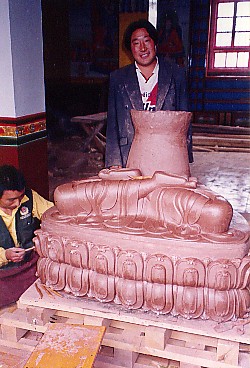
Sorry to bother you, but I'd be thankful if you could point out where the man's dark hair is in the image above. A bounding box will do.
[0,165,26,197]
[124,19,158,52]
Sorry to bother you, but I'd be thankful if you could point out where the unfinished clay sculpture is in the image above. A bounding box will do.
[34,110,250,322]
[54,170,233,238]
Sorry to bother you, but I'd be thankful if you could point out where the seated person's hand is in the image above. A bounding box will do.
[5,247,25,263]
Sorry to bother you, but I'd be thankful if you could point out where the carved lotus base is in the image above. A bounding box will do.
[34,207,250,322]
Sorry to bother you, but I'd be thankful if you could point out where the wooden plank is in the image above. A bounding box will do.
[24,323,105,368]
[192,123,250,136]
[147,342,238,368]
[217,340,240,366]
[95,348,171,368]
[135,354,170,368]
[180,363,199,368]
[0,345,31,368]
[103,332,240,368]
[71,113,107,153]
[84,315,111,327]
[26,305,55,325]
[171,330,217,347]
[1,324,27,342]
[114,348,139,368]
[0,301,248,368]
[55,309,84,323]
[18,282,250,345]
[192,136,250,148]
[1,282,246,368]
[179,341,205,368]
[193,133,250,140]
[239,352,250,368]
[0,303,17,316]
[144,326,171,350]
[0,309,47,333]
[71,112,107,123]
[193,145,250,153]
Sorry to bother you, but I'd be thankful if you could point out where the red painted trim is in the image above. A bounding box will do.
[0,138,49,199]
[0,112,46,125]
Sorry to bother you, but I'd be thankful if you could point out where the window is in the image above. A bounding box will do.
[207,0,250,76]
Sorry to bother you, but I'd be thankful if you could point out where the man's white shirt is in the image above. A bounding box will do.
[135,58,159,111]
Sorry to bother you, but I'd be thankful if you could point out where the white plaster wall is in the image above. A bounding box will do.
[149,0,157,27]
[0,0,15,116]
[0,0,45,118]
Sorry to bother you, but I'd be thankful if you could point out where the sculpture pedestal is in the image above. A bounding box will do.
[35,206,250,322]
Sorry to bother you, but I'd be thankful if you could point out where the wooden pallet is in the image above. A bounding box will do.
[1,280,250,368]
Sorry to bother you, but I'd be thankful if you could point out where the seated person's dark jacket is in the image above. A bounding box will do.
[0,188,40,269]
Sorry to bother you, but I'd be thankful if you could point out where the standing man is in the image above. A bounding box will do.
[105,19,193,169]
[0,165,53,307]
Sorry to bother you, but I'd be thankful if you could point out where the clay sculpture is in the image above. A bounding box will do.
[34,110,250,322]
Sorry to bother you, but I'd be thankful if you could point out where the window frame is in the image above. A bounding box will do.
[207,0,250,77]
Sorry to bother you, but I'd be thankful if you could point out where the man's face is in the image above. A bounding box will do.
[130,27,156,67]
[0,189,25,211]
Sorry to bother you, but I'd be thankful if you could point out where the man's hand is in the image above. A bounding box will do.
[5,248,25,263]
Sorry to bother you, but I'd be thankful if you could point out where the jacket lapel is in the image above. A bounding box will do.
[124,64,144,110]
[156,58,173,110]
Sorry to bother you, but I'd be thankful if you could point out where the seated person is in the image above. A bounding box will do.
[0,165,53,307]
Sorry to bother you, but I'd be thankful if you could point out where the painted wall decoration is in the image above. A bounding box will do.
[0,115,46,145]
[70,0,119,77]
[156,0,190,68]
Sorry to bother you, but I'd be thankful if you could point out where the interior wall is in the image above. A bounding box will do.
[41,0,70,82]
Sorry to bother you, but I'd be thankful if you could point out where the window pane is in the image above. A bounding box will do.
[235,17,250,31]
[235,31,250,46]
[209,1,250,75]
[226,52,237,67]
[216,33,232,46]
[218,3,234,17]
[217,17,233,32]
[237,2,250,16]
[214,53,226,67]
[237,52,249,67]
